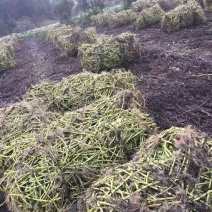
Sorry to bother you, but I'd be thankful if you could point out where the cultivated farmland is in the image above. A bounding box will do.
[0,0,211,211]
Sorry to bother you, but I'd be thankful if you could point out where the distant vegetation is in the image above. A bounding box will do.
[0,0,52,36]
[90,0,207,31]
[1,0,211,38]
[0,0,126,37]
[52,0,106,24]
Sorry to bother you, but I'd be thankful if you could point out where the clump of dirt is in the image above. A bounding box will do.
[0,71,156,211]
[24,71,137,112]
[79,127,211,211]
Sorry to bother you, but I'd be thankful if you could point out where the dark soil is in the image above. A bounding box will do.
[0,14,212,211]
[0,36,82,107]
[0,193,7,212]
[133,21,212,136]
[97,13,212,135]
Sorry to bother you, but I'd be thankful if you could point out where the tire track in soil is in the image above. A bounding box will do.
[0,36,82,107]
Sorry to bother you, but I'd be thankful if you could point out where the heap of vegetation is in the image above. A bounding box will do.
[0,34,19,71]
[161,0,205,32]
[87,0,210,31]
[107,9,145,28]
[24,71,137,111]
[130,0,157,12]
[0,70,156,211]
[107,10,131,28]
[91,10,133,28]
[133,4,165,29]
[91,12,115,26]
[127,10,140,23]
[0,101,59,141]
[90,1,165,29]
[79,32,141,73]
[79,126,212,211]
[41,24,97,56]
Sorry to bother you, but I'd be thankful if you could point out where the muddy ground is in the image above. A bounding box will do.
[0,14,212,211]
